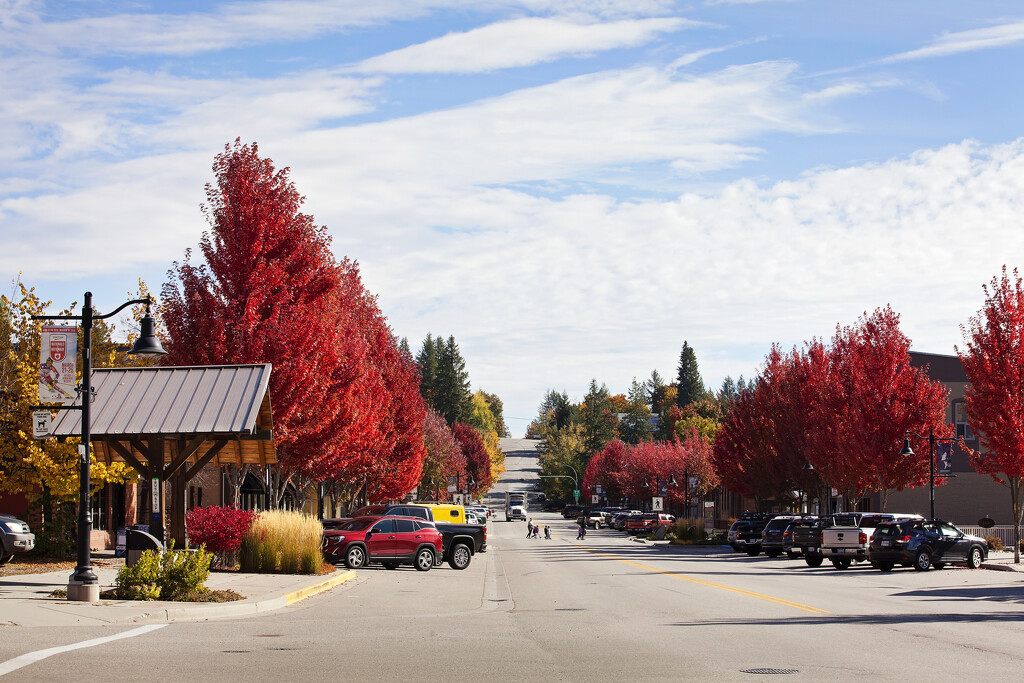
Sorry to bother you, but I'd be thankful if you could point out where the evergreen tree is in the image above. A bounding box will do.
[580,379,619,456]
[619,378,654,444]
[434,335,472,425]
[676,341,705,408]
[416,333,438,406]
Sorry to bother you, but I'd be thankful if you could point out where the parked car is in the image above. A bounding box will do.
[760,516,802,558]
[868,519,988,571]
[322,516,442,571]
[0,513,35,565]
[611,511,643,531]
[624,513,675,535]
[382,504,487,569]
[542,499,567,512]
[787,517,826,564]
[727,513,777,553]
[821,512,922,569]
[562,504,585,519]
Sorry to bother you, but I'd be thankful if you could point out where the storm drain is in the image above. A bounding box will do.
[740,668,799,675]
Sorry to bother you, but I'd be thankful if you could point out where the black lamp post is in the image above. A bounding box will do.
[33,293,165,602]
[899,428,954,520]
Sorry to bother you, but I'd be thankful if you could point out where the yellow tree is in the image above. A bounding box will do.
[468,391,506,486]
[0,279,142,552]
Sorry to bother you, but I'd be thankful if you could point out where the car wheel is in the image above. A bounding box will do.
[344,545,366,569]
[967,547,983,569]
[0,553,13,566]
[913,549,932,571]
[805,554,824,567]
[415,547,434,571]
[766,551,781,558]
[746,549,760,557]
[831,558,851,570]
[381,561,399,570]
[448,543,471,570]
[786,551,799,560]
[877,561,894,572]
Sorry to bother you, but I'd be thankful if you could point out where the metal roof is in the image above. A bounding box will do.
[51,364,271,436]
[49,364,275,466]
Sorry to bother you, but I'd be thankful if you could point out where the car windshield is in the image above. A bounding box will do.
[336,517,376,531]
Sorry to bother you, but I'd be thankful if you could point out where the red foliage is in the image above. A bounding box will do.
[418,409,466,501]
[185,506,256,553]
[583,440,628,502]
[958,267,1024,552]
[452,423,491,496]
[161,140,426,498]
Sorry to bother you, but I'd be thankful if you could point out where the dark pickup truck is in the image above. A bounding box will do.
[383,504,487,570]
[791,516,831,567]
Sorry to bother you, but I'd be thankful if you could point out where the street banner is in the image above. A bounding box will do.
[936,442,953,476]
[658,481,668,496]
[447,476,457,493]
[39,325,76,403]
[32,410,52,439]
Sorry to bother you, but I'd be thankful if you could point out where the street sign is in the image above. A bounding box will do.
[573,489,580,502]
[595,485,604,495]
[652,496,664,511]
[591,494,599,504]
[32,411,52,439]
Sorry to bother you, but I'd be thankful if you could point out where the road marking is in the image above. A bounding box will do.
[0,624,167,677]
[576,545,831,615]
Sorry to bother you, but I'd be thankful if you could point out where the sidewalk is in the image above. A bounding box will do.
[0,562,356,628]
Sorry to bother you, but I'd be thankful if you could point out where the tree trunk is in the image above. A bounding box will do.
[1010,476,1022,564]
[222,464,250,508]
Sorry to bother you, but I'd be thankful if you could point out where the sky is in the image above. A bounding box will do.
[3,1,1024,437]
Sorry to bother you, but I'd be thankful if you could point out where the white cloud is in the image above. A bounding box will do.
[882,20,1024,62]
[353,16,695,74]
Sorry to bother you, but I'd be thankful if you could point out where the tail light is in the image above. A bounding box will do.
[896,534,911,544]
[820,531,825,545]
[859,532,867,544]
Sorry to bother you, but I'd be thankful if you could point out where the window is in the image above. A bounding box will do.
[394,519,415,533]
[955,401,974,441]
[90,485,108,531]
[371,519,395,534]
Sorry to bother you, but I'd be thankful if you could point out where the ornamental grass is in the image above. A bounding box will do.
[238,510,324,574]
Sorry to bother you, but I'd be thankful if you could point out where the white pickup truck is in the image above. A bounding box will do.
[820,512,922,569]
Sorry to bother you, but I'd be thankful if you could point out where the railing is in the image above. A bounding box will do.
[958,525,1018,546]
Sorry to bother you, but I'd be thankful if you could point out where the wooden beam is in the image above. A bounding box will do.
[163,435,207,479]
[185,439,229,481]
[105,440,148,476]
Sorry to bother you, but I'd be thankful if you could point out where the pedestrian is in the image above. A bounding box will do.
[577,521,586,540]
[544,525,551,539]
[532,524,540,539]
[527,519,534,538]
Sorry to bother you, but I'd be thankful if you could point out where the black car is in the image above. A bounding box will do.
[868,519,988,572]
[728,513,777,556]
[760,516,802,558]
[562,504,585,519]
[542,499,567,512]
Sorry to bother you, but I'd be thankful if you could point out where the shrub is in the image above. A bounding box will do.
[114,543,213,601]
[159,543,212,600]
[186,506,257,567]
[239,510,324,574]
[987,534,1004,551]
[115,550,162,601]
[668,517,706,543]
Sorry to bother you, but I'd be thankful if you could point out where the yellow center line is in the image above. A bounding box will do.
[575,544,831,615]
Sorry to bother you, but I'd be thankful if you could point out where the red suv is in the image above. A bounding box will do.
[322,516,442,571]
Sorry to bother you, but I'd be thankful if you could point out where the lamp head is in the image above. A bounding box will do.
[668,474,678,487]
[641,477,650,489]
[128,302,166,357]
[899,434,914,457]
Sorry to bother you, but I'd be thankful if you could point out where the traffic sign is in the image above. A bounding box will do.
[652,496,664,511]
[573,489,580,502]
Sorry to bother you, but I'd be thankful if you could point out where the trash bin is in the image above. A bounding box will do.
[125,528,163,567]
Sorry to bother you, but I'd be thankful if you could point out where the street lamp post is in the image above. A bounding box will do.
[642,473,677,512]
[33,293,165,602]
[899,428,954,520]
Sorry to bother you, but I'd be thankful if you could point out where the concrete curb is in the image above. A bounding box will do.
[104,569,358,625]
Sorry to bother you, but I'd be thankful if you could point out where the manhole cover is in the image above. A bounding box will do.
[741,668,799,675]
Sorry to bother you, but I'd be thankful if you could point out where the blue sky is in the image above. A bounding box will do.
[4,1,1024,435]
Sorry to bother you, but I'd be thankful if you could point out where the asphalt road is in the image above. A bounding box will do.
[3,438,1023,681]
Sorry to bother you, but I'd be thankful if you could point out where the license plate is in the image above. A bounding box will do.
[807,547,817,552]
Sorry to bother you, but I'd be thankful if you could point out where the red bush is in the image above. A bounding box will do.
[186,506,257,554]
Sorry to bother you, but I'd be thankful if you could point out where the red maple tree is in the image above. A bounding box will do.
[583,440,628,504]
[958,266,1024,562]
[452,423,491,497]
[417,409,466,502]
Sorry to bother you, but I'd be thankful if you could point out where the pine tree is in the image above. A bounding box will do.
[433,335,472,425]
[676,341,705,408]
[580,379,618,456]
[416,333,438,405]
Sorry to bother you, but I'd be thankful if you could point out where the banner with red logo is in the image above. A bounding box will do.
[39,326,77,403]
